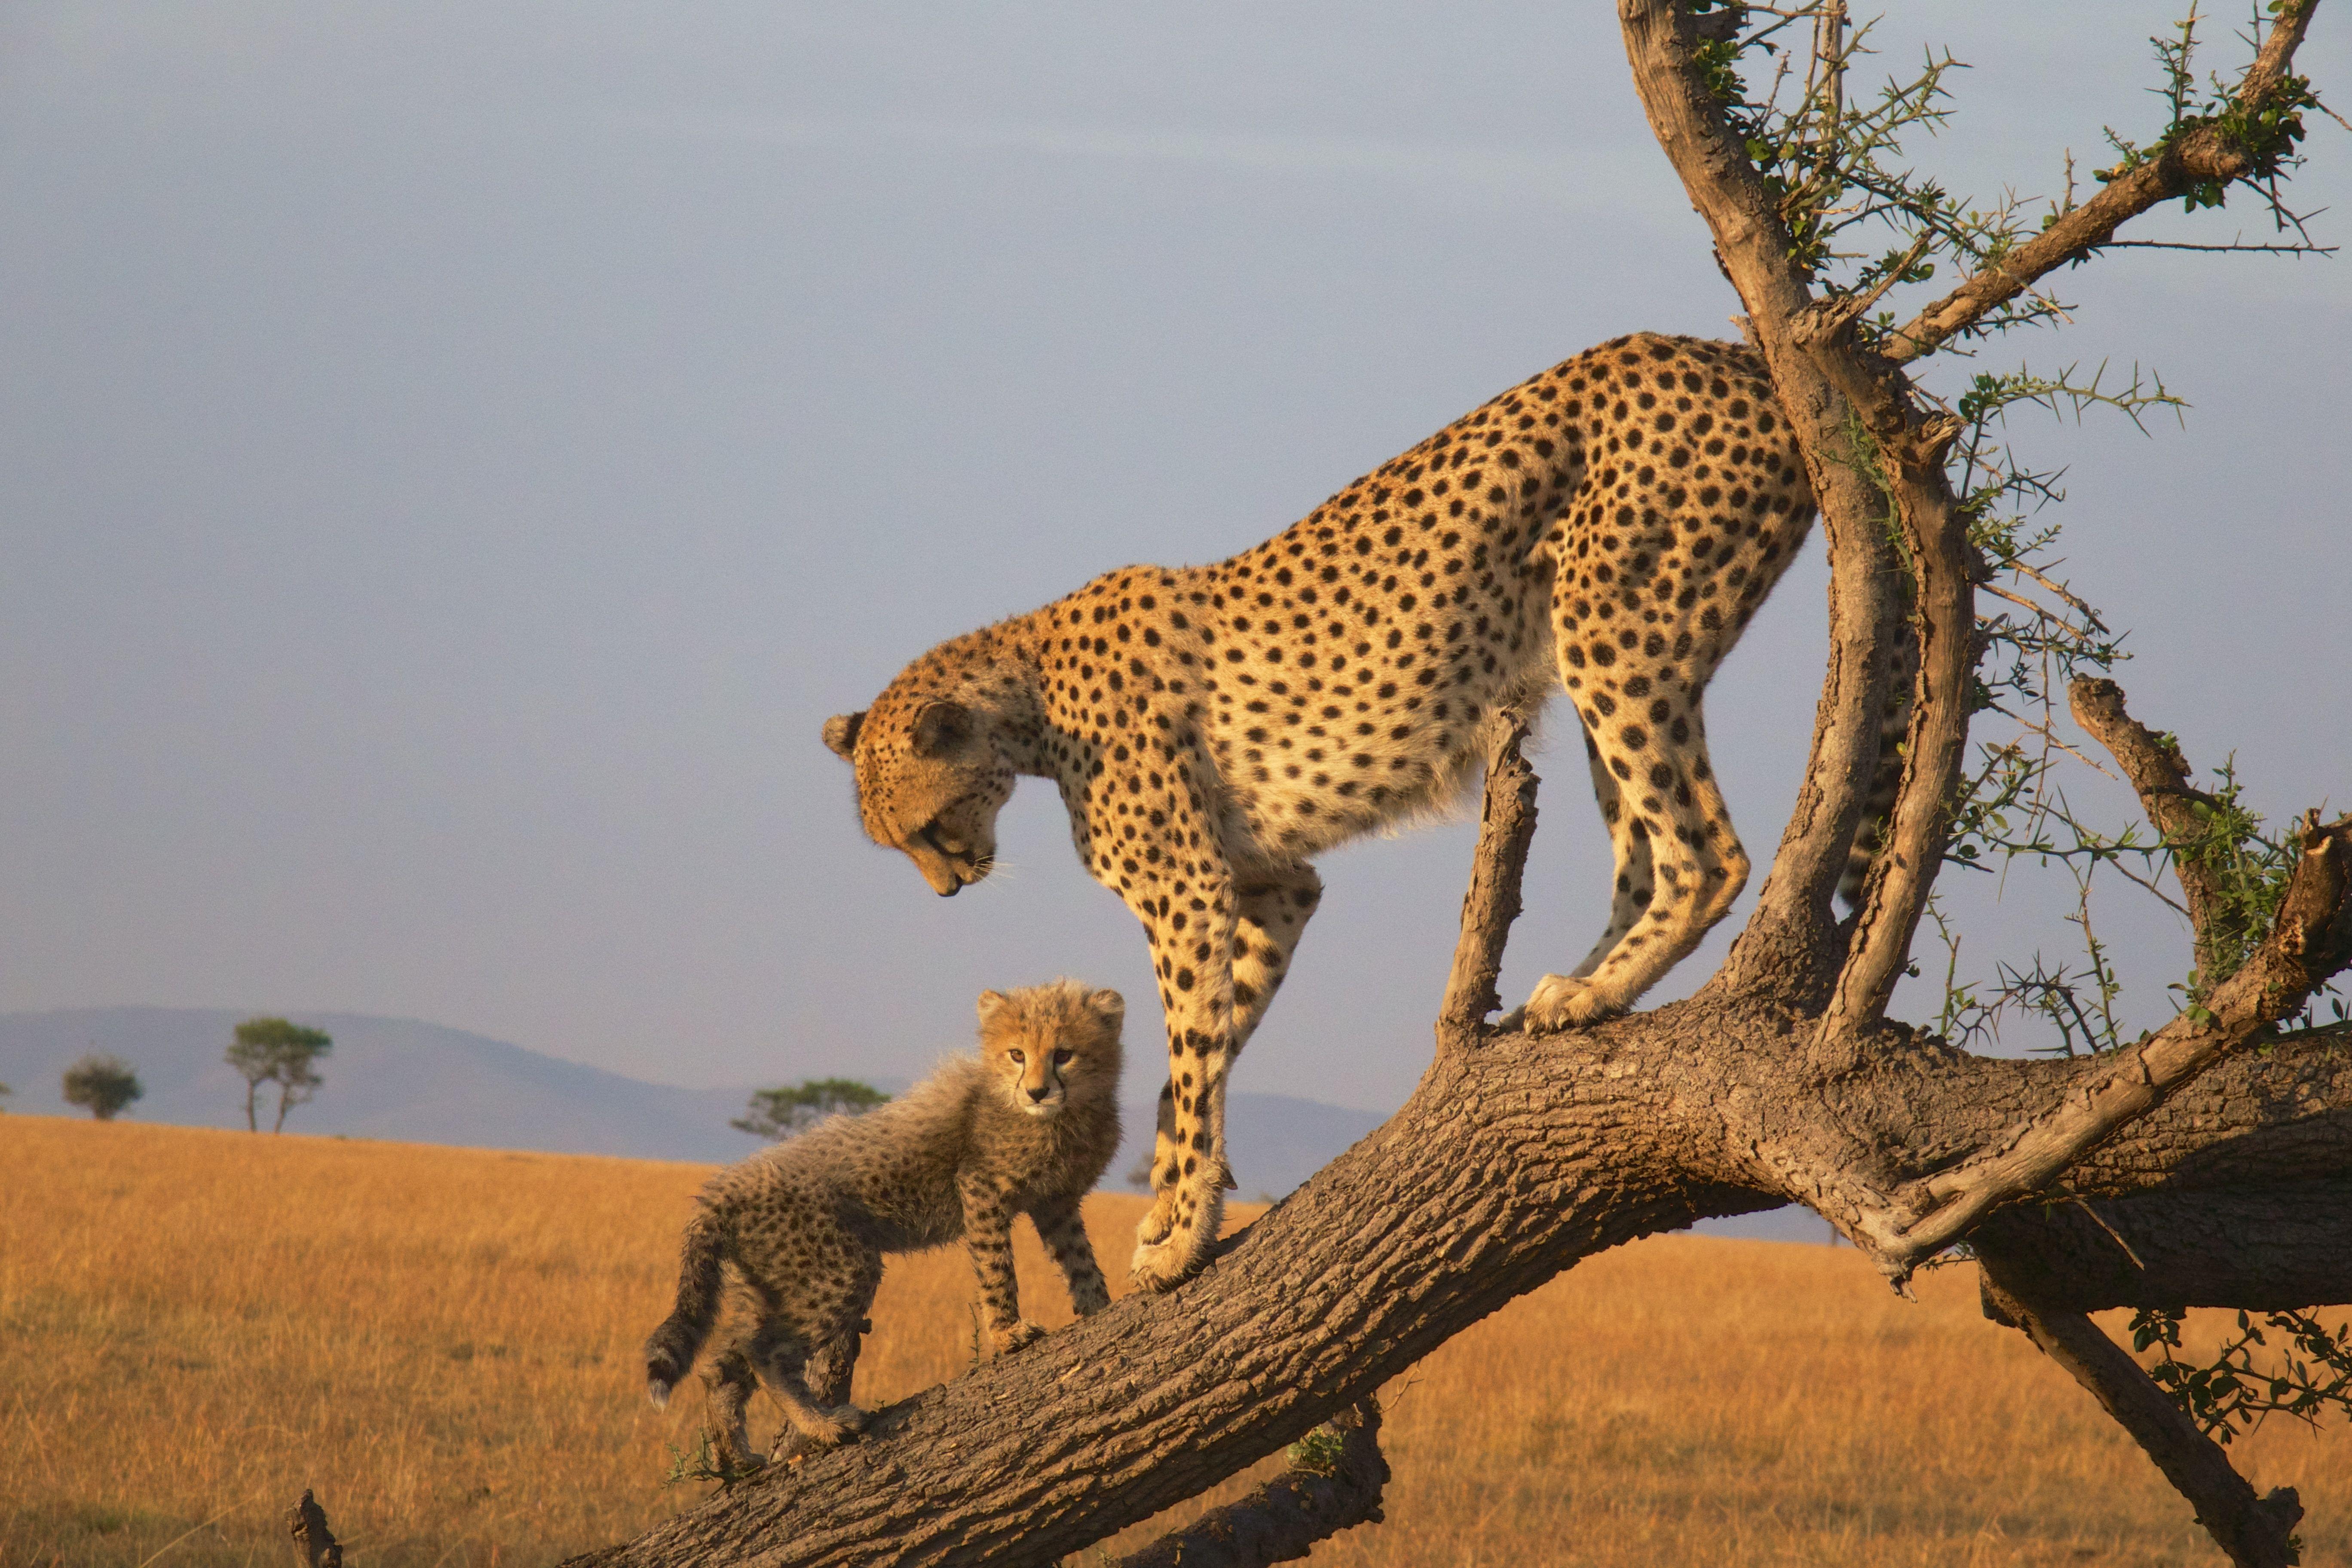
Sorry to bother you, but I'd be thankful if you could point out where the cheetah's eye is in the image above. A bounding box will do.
[1007,1050,1025,1065]
[1052,1050,1074,1066]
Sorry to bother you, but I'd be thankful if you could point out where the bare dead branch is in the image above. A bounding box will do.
[2069,676,2233,976]
[1979,1262,2303,1568]
[1109,1400,1389,1568]
[1883,0,2326,364]
[1439,717,1541,1047]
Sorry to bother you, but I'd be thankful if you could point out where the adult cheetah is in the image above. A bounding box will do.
[824,333,1818,1291]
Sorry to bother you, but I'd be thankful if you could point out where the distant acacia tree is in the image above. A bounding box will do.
[61,1054,142,1121]
[731,1077,889,1141]
[225,1017,334,1133]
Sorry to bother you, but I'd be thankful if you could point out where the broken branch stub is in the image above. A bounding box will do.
[1108,1400,1389,1568]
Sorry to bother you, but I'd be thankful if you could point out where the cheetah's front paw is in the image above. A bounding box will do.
[1135,1185,1179,1247]
[1512,974,1624,1033]
[989,1320,1046,1355]
[1127,1181,1224,1294]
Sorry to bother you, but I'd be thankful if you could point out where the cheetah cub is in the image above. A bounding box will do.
[643,980,1124,1458]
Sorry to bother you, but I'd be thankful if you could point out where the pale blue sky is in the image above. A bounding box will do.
[2,2,2345,1112]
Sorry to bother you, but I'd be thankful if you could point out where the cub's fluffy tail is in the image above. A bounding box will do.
[644,1210,726,1409]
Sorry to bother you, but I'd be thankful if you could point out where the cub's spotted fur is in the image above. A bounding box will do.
[825,334,1818,1291]
[643,981,1123,1460]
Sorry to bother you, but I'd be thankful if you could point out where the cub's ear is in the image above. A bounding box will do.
[1087,988,1126,1028]
[976,989,1010,1023]
[821,711,865,760]
[911,700,971,758]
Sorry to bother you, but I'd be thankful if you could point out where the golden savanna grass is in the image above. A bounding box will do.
[4,1116,2347,1567]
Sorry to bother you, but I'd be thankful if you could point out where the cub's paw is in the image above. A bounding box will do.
[809,1404,867,1446]
[990,1320,1047,1355]
[1514,974,1624,1033]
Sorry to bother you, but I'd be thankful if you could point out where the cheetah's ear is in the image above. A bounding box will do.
[975,989,1010,1023]
[911,700,971,758]
[1087,988,1125,1029]
[822,711,865,761]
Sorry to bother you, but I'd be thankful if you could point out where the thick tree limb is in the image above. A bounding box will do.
[1884,0,2324,364]
[1974,1170,2352,1312]
[2070,676,2235,977]
[562,1007,2352,1568]
[1980,1262,2304,1568]
[1108,1400,1388,1568]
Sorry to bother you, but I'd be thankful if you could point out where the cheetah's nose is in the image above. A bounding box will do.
[1026,1085,1050,1102]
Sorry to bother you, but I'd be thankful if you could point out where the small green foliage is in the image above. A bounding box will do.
[2168,758,2303,989]
[2130,1307,2352,1444]
[663,1429,763,1489]
[732,1078,891,1141]
[1284,1425,1349,1476]
[2093,4,2324,223]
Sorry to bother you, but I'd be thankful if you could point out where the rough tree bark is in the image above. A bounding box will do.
[562,6,2342,1564]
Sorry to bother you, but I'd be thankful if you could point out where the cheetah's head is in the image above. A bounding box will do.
[823,696,1014,898]
[977,980,1124,1120]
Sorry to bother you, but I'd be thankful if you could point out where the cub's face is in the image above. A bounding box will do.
[823,699,1012,898]
[977,983,1125,1120]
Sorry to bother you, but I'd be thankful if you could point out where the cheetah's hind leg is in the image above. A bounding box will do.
[697,1330,763,1470]
[746,1322,866,1448]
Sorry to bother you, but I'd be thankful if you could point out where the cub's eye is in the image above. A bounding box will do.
[1052,1050,1074,1066]
[1006,1050,1026,1064]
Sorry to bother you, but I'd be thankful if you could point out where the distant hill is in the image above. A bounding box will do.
[0,1005,1825,1238]
[0,1006,1382,1191]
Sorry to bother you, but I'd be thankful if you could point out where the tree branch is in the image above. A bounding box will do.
[1979,1262,2303,1568]
[1883,0,2325,364]
[2069,676,2233,977]
[1439,717,1541,1047]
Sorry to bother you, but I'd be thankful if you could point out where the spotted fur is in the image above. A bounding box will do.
[643,981,1123,1461]
[827,334,1819,1290]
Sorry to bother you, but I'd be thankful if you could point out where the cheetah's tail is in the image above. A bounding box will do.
[644,1210,726,1409]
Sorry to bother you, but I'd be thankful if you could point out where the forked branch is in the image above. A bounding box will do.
[1618,0,1975,1046]
[1857,810,2352,1278]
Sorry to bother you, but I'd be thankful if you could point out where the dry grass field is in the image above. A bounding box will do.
[3,1115,2346,1568]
